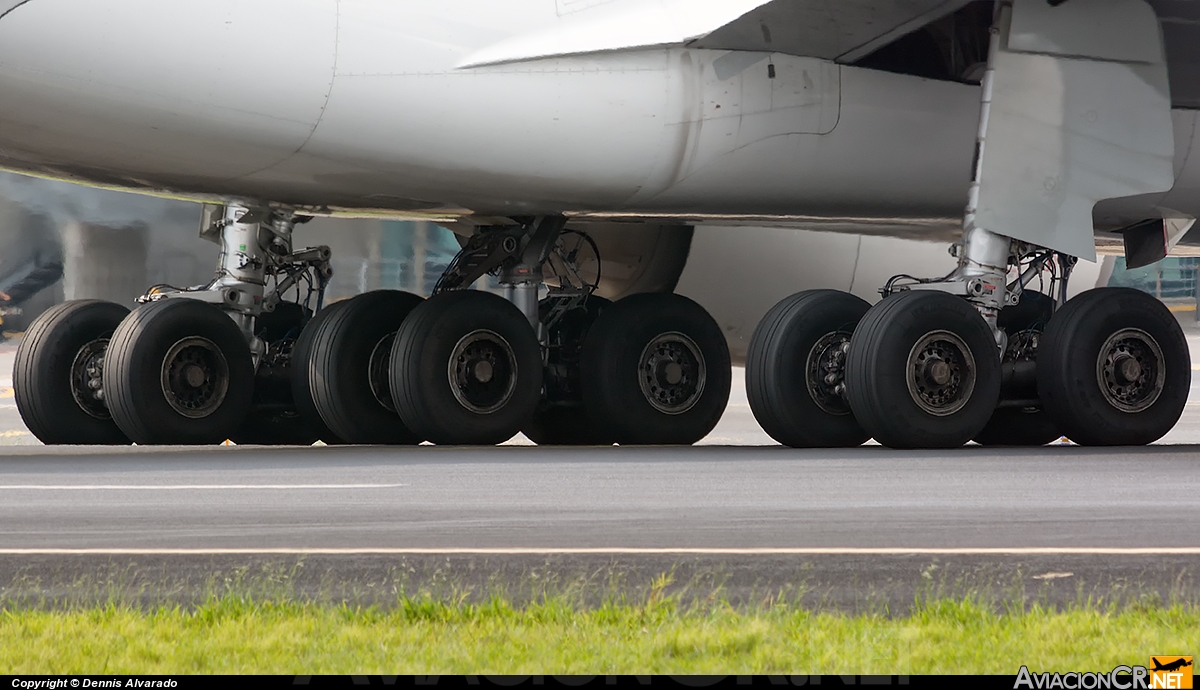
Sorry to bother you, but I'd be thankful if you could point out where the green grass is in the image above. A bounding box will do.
[1,595,1196,675]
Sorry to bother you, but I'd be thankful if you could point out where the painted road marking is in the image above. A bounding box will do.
[0,548,1196,556]
[0,484,406,491]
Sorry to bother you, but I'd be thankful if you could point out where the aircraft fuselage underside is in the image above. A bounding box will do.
[0,0,1196,240]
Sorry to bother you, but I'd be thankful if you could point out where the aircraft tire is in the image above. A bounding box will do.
[580,293,731,446]
[231,409,321,446]
[391,290,543,445]
[307,291,425,445]
[746,290,871,448]
[104,299,254,445]
[972,408,1062,447]
[846,290,1001,449]
[523,405,614,446]
[14,299,132,445]
[285,300,354,445]
[1038,288,1189,446]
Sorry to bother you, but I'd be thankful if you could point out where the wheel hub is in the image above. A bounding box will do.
[448,330,517,415]
[806,332,853,416]
[160,337,229,419]
[1097,328,1165,413]
[906,331,976,417]
[69,338,112,420]
[638,332,706,415]
[474,360,495,384]
[926,360,952,386]
[183,364,206,388]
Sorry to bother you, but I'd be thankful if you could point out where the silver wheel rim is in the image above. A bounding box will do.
[1096,328,1165,413]
[69,338,111,420]
[448,330,517,415]
[906,330,976,417]
[805,331,853,416]
[638,332,706,415]
[368,332,398,413]
[160,337,229,419]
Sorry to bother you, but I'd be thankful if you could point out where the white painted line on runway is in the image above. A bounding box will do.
[0,547,1197,556]
[0,484,407,491]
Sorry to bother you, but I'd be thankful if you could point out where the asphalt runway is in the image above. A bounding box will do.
[0,443,1198,551]
[0,331,1198,611]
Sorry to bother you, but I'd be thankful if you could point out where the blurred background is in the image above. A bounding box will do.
[0,171,469,333]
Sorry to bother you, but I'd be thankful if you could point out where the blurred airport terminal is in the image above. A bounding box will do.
[0,171,469,335]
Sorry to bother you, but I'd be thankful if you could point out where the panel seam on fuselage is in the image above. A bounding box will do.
[230,0,341,185]
[0,0,34,22]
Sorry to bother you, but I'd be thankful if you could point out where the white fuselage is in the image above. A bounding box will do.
[0,0,1197,235]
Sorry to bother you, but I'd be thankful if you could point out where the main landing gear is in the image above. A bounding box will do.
[748,263,1189,449]
[748,0,1190,450]
[15,208,730,447]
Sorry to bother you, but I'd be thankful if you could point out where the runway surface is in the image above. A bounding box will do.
[0,443,1197,551]
[0,333,1198,610]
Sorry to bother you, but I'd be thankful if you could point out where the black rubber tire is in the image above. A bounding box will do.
[392,290,543,445]
[746,290,871,448]
[288,300,352,445]
[523,405,614,446]
[1038,288,1189,446]
[308,291,425,445]
[580,293,731,446]
[104,299,255,445]
[523,295,615,446]
[14,300,132,445]
[846,290,1001,449]
[231,410,320,446]
[973,408,1062,447]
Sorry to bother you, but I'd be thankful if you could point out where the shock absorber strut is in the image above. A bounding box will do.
[139,202,332,364]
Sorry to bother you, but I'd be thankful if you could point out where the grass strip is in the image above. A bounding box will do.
[1,596,1196,674]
